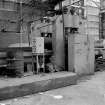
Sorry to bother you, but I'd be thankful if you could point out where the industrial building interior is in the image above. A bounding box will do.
[2,0,105,103]
[0,0,102,78]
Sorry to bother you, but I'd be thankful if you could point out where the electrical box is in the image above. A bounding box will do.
[64,14,79,28]
[64,14,73,27]
[32,37,44,54]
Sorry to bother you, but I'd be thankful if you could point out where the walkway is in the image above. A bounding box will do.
[1,71,105,105]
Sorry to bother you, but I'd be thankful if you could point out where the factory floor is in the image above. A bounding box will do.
[1,71,105,105]
[0,71,77,101]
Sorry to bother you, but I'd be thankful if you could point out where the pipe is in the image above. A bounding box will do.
[20,0,23,48]
[59,2,65,70]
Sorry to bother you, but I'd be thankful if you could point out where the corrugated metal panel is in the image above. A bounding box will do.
[86,28,99,35]
[85,5,99,39]
[87,15,99,22]
[87,21,99,28]
[86,6,99,15]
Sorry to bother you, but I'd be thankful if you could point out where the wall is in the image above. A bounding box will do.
[85,6,99,40]
[84,0,100,41]
[0,32,28,48]
[0,1,41,48]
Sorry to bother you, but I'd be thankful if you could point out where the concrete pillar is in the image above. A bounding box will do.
[68,33,95,75]
[54,16,65,69]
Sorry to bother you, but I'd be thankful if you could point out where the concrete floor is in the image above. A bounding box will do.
[1,71,105,105]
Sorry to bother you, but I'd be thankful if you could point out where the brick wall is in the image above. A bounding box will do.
[0,1,41,48]
[0,32,29,48]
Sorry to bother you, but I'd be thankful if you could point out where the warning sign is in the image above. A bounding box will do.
[32,37,44,54]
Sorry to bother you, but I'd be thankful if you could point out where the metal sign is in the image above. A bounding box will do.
[32,37,44,54]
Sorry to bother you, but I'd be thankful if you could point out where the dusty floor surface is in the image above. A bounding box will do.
[1,71,105,105]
